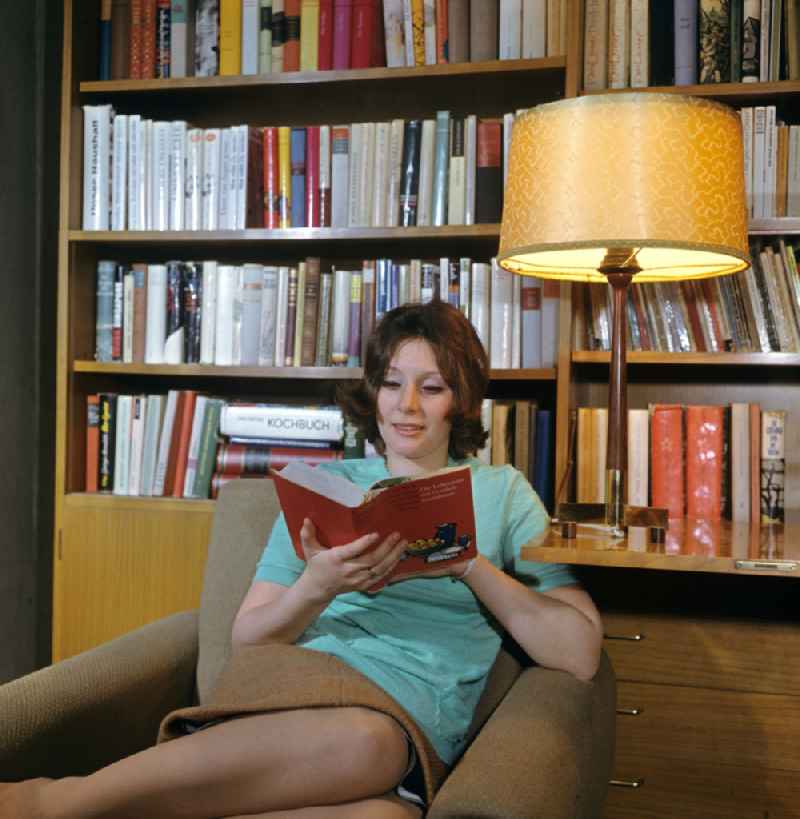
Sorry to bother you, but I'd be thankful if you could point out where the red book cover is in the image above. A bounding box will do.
[436,0,449,62]
[86,394,100,492]
[318,0,334,68]
[246,125,265,227]
[272,463,478,589]
[650,404,685,518]
[475,118,502,223]
[164,390,192,497]
[284,0,302,71]
[332,0,353,68]
[140,0,157,79]
[685,405,724,519]
[263,127,281,228]
[305,126,321,226]
[350,0,377,67]
[129,0,143,78]
[749,403,761,525]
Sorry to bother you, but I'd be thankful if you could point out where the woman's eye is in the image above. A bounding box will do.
[422,385,445,394]
[381,380,401,389]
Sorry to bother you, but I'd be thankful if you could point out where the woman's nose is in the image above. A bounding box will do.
[399,384,420,411]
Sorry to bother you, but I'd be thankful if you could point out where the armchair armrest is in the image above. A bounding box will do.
[429,651,616,819]
[0,610,199,780]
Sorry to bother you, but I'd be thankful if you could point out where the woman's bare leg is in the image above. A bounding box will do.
[2,707,410,819]
[229,793,423,819]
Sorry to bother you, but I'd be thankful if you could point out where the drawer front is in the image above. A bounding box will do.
[614,681,800,774]
[604,755,800,819]
[603,610,800,695]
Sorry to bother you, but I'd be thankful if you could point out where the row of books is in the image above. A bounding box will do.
[82,107,512,231]
[742,105,800,219]
[94,256,560,369]
[99,0,566,82]
[86,391,347,498]
[574,239,800,353]
[583,0,799,91]
[574,403,786,523]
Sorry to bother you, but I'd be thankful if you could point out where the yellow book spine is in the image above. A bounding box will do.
[300,0,320,71]
[411,0,426,66]
[278,126,292,227]
[219,0,243,75]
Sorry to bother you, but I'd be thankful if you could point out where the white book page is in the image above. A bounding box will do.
[279,462,365,508]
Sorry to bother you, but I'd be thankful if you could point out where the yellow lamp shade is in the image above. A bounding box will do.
[498,93,751,283]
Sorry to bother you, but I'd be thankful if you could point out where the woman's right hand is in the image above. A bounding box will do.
[299,518,408,598]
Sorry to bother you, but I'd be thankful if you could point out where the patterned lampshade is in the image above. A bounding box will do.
[498,93,751,283]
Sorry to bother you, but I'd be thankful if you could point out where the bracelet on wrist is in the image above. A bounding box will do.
[451,557,477,582]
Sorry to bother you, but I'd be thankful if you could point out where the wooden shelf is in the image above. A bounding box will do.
[582,79,800,104]
[521,519,800,578]
[572,351,800,366]
[79,57,567,94]
[64,492,215,513]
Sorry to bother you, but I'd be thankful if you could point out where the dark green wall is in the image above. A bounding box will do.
[0,1,61,681]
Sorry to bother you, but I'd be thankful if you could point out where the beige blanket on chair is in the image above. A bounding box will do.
[158,644,448,805]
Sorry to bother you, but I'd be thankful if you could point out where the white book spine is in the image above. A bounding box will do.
[759,0,770,82]
[521,0,546,58]
[82,104,113,230]
[170,0,191,78]
[127,115,143,230]
[111,114,128,230]
[520,276,543,368]
[423,0,437,63]
[471,262,491,352]
[215,264,238,366]
[402,0,415,65]
[258,266,279,366]
[185,128,204,230]
[439,257,450,303]
[169,120,187,230]
[583,0,608,91]
[218,127,235,230]
[417,119,436,227]
[360,122,376,228]
[240,263,264,365]
[765,105,777,219]
[753,106,767,218]
[152,390,180,497]
[151,121,171,231]
[143,119,153,229]
[385,119,405,227]
[627,408,649,506]
[144,264,167,363]
[199,260,218,364]
[741,107,755,217]
[383,0,406,67]
[274,265,290,366]
[499,0,522,59]
[219,404,344,441]
[112,395,133,496]
[259,0,273,72]
[347,123,363,227]
[331,125,350,228]
[541,279,559,368]
[502,113,514,188]
[242,0,260,74]
[464,114,477,226]
[319,125,331,216]
[477,398,493,464]
[731,402,751,521]
[123,271,135,362]
[127,395,146,496]
[458,257,471,318]
[608,0,630,89]
[448,119,467,225]
[183,395,209,497]
[629,0,649,87]
[371,122,391,227]
[330,268,351,365]
[788,125,800,217]
[490,258,514,368]
[511,272,521,367]
[271,0,284,71]
[139,394,164,497]
[201,128,222,230]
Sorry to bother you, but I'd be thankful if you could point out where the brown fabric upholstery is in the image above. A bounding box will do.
[0,477,616,816]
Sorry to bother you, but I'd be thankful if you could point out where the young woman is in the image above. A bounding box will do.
[1,300,602,819]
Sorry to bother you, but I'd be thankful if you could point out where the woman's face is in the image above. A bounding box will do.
[376,338,454,475]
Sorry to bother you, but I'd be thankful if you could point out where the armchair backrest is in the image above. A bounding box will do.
[196,478,281,703]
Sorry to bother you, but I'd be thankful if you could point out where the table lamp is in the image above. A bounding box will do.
[498,93,750,535]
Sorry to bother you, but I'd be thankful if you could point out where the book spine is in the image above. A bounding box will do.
[305,125,321,226]
[182,396,209,496]
[383,0,406,66]
[330,125,350,227]
[139,394,164,496]
[333,0,353,67]
[399,119,422,226]
[583,0,608,90]
[195,0,220,76]
[463,114,476,226]
[151,121,171,231]
[83,105,113,230]
[293,263,306,366]
[686,405,724,518]
[192,399,224,499]
[169,120,187,230]
[283,266,299,365]
[650,404,685,518]
[370,121,390,227]
[674,0,698,85]
[184,128,203,230]
[156,0,172,77]
[346,269,363,366]
[520,277,543,368]
[386,118,405,227]
[278,126,292,227]
[761,409,786,522]
[86,394,100,492]
[262,126,280,227]
[318,124,332,226]
[699,0,730,83]
[475,118,502,223]
[629,0,649,87]
[301,257,321,365]
[242,0,261,73]
[470,261,490,352]
[607,0,629,89]
[112,395,133,495]
[141,0,158,78]
[272,0,286,71]
[122,269,134,362]
[430,110,450,226]
[96,260,116,362]
[259,0,273,72]
[220,403,344,441]
[257,266,279,366]
[627,408,649,506]
[240,263,264,366]
[318,0,333,68]
[98,393,118,493]
[330,267,351,365]
[111,114,128,230]
[220,0,243,73]
[169,390,198,497]
[284,0,301,70]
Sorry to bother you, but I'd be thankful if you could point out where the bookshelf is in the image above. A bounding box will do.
[54,1,570,661]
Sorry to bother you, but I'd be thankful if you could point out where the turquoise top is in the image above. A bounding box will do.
[254,456,577,764]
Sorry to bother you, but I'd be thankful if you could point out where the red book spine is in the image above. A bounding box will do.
[350,0,376,68]
[370,0,386,66]
[305,126,321,226]
[685,405,723,519]
[284,0,301,71]
[140,0,157,79]
[216,443,340,475]
[318,0,334,68]
[86,394,100,492]
[263,127,281,228]
[436,0,449,62]
[129,0,143,78]
[332,0,353,69]
[246,126,265,228]
[650,404,685,518]
[169,391,197,497]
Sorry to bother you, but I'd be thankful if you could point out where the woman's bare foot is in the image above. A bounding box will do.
[0,778,51,819]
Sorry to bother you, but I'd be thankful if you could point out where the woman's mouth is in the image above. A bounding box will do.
[393,423,424,435]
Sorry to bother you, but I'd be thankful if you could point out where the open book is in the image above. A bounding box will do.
[271,463,478,588]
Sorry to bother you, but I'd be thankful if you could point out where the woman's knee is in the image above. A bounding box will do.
[343,709,410,783]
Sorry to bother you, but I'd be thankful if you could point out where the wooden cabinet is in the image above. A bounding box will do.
[523,526,800,818]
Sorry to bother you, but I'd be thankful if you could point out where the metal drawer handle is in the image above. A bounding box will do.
[610,778,645,788]
[616,707,643,716]
[604,632,645,641]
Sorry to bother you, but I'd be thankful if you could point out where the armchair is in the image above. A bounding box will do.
[0,479,616,818]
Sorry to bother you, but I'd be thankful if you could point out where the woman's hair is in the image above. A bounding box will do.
[337,300,490,459]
